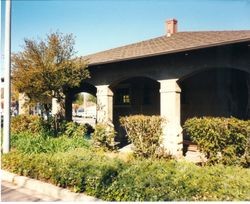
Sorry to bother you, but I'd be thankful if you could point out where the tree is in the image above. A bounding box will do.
[87,94,97,104]
[74,93,84,106]
[12,32,89,119]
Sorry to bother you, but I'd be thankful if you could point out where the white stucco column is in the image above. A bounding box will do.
[18,93,29,115]
[96,85,113,124]
[51,97,61,116]
[159,79,183,158]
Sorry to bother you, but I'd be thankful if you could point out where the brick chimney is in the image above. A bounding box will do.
[166,19,178,37]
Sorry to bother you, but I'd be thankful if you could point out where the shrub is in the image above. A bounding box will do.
[120,115,165,158]
[84,123,95,137]
[63,122,87,138]
[104,160,250,201]
[40,116,68,136]
[92,123,117,151]
[11,114,43,134]
[183,117,250,165]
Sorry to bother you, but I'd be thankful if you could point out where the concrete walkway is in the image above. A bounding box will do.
[1,170,101,202]
[1,180,60,202]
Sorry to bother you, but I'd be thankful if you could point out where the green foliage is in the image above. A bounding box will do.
[120,115,165,158]
[2,151,250,201]
[11,114,88,138]
[11,114,44,134]
[11,132,90,154]
[73,93,84,105]
[92,123,117,151]
[2,149,125,194]
[183,117,250,165]
[4,115,250,201]
[63,122,87,138]
[87,94,97,104]
[101,160,250,201]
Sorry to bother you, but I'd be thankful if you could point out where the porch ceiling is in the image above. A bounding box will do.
[84,30,250,66]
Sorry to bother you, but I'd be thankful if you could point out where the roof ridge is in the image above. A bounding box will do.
[84,30,250,65]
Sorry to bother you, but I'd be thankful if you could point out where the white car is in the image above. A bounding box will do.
[76,109,85,117]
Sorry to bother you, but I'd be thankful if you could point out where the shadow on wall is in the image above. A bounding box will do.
[179,68,250,140]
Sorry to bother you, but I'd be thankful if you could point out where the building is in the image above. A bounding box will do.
[43,20,250,157]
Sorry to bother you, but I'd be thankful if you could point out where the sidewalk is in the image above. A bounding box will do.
[1,180,60,202]
[1,170,101,202]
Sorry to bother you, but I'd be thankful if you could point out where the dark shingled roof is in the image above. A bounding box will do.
[84,31,250,66]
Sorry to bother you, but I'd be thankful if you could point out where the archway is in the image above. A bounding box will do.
[179,68,250,144]
[65,82,97,125]
[110,76,160,147]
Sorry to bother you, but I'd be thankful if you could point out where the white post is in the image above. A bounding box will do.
[3,0,12,153]
[159,79,183,158]
[96,85,113,124]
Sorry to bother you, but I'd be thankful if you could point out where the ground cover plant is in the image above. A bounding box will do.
[2,150,250,201]
[10,132,90,154]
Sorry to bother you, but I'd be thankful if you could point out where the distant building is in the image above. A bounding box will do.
[1,77,19,116]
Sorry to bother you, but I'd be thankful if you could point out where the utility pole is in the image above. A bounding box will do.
[3,0,12,153]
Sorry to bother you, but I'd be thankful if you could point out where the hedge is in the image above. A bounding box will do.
[11,114,43,134]
[11,114,88,137]
[183,117,250,166]
[2,150,250,201]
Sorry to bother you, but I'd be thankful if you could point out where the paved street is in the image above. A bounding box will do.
[73,116,96,127]
[1,181,61,202]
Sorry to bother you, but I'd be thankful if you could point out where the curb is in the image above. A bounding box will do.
[1,170,102,202]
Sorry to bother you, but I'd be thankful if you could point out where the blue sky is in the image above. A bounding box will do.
[1,0,250,75]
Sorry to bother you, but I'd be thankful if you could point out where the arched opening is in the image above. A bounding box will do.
[66,82,97,128]
[179,68,250,150]
[110,76,160,147]
[72,92,97,127]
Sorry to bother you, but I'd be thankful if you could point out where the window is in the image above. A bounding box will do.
[123,95,130,104]
[114,85,131,105]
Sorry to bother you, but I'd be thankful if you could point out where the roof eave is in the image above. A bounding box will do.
[88,38,250,67]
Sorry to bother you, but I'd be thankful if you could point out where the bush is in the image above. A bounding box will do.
[2,151,250,201]
[84,123,95,137]
[92,123,117,151]
[11,114,43,134]
[183,117,250,165]
[120,115,165,158]
[63,122,87,138]
[11,114,90,139]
